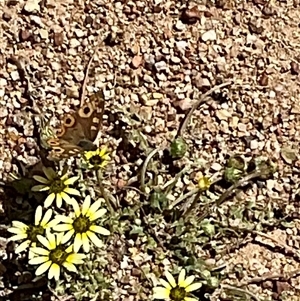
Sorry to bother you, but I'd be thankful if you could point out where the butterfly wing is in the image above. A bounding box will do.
[77,93,105,141]
[45,91,105,161]
[56,91,104,144]
[46,138,82,161]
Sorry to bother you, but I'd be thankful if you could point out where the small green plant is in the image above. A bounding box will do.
[4,82,282,301]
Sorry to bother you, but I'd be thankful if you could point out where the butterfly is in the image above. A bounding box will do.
[44,91,104,161]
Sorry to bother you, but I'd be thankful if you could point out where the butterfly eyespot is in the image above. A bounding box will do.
[47,138,60,146]
[56,126,66,137]
[83,107,91,114]
[63,115,76,128]
[78,103,93,118]
[52,147,65,154]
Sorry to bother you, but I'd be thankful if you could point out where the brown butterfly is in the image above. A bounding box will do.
[45,92,104,161]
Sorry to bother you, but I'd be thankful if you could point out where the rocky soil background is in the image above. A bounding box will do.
[1,0,300,300]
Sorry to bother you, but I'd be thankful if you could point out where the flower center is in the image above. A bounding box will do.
[49,245,69,265]
[73,215,91,233]
[27,225,45,242]
[89,155,103,166]
[170,287,187,301]
[50,178,66,193]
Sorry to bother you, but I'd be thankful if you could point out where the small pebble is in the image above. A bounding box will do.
[69,38,80,48]
[10,71,19,81]
[211,162,222,171]
[175,20,186,31]
[201,29,217,42]
[155,61,167,72]
[23,0,40,13]
[250,140,259,150]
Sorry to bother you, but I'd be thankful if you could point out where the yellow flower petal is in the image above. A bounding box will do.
[165,271,176,288]
[55,215,73,223]
[61,229,75,244]
[8,227,27,235]
[82,195,91,216]
[89,208,107,222]
[35,260,52,276]
[71,199,80,217]
[40,209,53,227]
[65,245,73,253]
[11,220,28,229]
[40,186,51,191]
[55,232,65,245]
[89,225,110,236]
[54,224,73,232]
[181,275,195,288]
[84,150,96,160]
[29,256,49,265]
[153,287,170,299]
[15,240,31,253]
[64,188,81,196]
[48,263,60,281]
[46,218,60,228]
[30,247,50,256]
[56,193,63,208]
[9,234,28,241]
[44,193,55,207]
[86,200,102,216]
[178,269,186,286]
[66,253,86,264]
[33,175,50,184]
[62,262,78,273]
[99,146,108,156]
[74,233,82,252]
[159,278,172,290]
[185,282,202,293]
[34,206,43,225]
[60,191,72,204]
[28,248,37,260]
[47,232,57,249]
[32,185,49,192]
[86,231,103,248]
[63,176,79,185]
[81,233,90,253]
[37,235,51,250]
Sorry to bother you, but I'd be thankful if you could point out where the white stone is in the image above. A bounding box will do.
[69,38,81,48]
[74,29,85,38]
[250,140,259,150]
[175,20,185,31]
[211,162,222,171]
[10,71,19,81]
[202,29,217,42]
[24,0,40,13]
[39,29,48,39]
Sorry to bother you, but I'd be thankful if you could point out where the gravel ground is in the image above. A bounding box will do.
[1,0,300,300]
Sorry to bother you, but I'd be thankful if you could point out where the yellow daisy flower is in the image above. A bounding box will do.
[29,231,86,281]
[153,269,202,301]
[53,195,110,253]
[198,176,211,192]
[7,206,59,253]
[32,167,80,208]
[83,146,110,170]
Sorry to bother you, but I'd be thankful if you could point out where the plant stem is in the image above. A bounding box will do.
[222,284,260,301]
[96,170,117,212]
[178,81,232,137]
[140,149,159,193]
[197,171,264,222]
